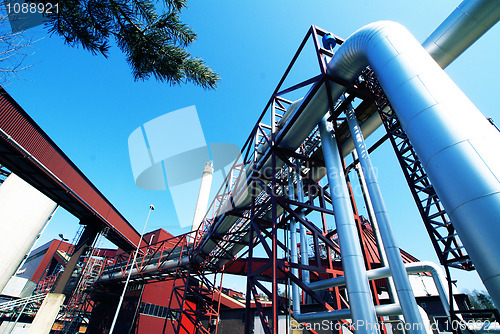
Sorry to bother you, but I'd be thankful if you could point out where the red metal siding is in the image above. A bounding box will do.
[141,281,176,307]
[134,281,197,334]
[31,240,73,282]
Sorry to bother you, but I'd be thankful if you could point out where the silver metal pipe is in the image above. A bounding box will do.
[307,262,451,320]
[341,0,500,156]
[319,17,500,308]
[346,104,425,333]
[404,262,452,319]
[318,116,379,334]
[423,0,500,68]
[99,254,190,283]
[196,0,500,272]
[294,303,402,323]
[296,160,310,285]
[288,167,301,315]
[351,150,399,304]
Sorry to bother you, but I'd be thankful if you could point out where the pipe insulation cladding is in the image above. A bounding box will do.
[326,20,500,308]
[193,0,500,271]
[346,105,424,329]
[339,0,500,156]
[319,117,380,334]
[422,0,500,68]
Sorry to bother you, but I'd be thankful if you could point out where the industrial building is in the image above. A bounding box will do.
[0,216,472,333]
[1,0,500,333]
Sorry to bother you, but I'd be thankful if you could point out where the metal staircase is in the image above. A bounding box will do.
[57,234,106,334]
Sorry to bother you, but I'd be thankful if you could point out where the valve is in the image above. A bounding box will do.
[322,33,337,51]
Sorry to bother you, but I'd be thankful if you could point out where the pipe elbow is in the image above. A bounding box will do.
[416,261,446,279]
[327,20,419,83]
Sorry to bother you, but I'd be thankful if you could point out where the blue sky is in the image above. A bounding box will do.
[3,0,500,293]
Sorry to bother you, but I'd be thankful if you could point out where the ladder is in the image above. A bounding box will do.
[58,232,106,333]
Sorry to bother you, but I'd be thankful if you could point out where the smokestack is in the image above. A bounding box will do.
[191,162,214,233]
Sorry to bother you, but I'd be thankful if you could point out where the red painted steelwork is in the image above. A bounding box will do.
[30,240,73,283]
[0,88,141,251]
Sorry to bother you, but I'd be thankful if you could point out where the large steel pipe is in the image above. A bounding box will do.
[341,0,500,155]
[281,0,500,161]
[308,262,452,320]
[319,116,379,334]
[346,105,424,330]
[99,251,190,282]
[194,0,500,271]
[423,0,500,68]
[327,20,500,308]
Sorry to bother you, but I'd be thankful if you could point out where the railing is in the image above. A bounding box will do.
[0,293,46,314]
[36,274,58,294]
[98,233,192,281]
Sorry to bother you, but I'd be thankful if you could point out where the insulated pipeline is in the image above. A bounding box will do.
[326,19,500,308]
[193,0,500,271]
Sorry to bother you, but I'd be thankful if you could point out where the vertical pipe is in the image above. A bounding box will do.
[318,116,379,334]
[288,167,301,315]
[352,150,399,304]
[345,105,425,334]
[323,19,500,308]
[296,160,310,285]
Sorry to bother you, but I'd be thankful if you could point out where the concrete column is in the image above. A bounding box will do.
[28,293,65,334]
[0,174,57,292]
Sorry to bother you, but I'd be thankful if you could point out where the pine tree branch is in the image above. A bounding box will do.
[42,0,219,89]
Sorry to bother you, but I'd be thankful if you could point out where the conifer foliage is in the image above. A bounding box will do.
[46,0,219,88]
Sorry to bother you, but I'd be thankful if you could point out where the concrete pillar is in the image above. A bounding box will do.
[0,174,57,292]
[191,162,214,232]
[28,293,65,334]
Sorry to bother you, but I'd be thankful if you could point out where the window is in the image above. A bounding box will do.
[139,302,169,319]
